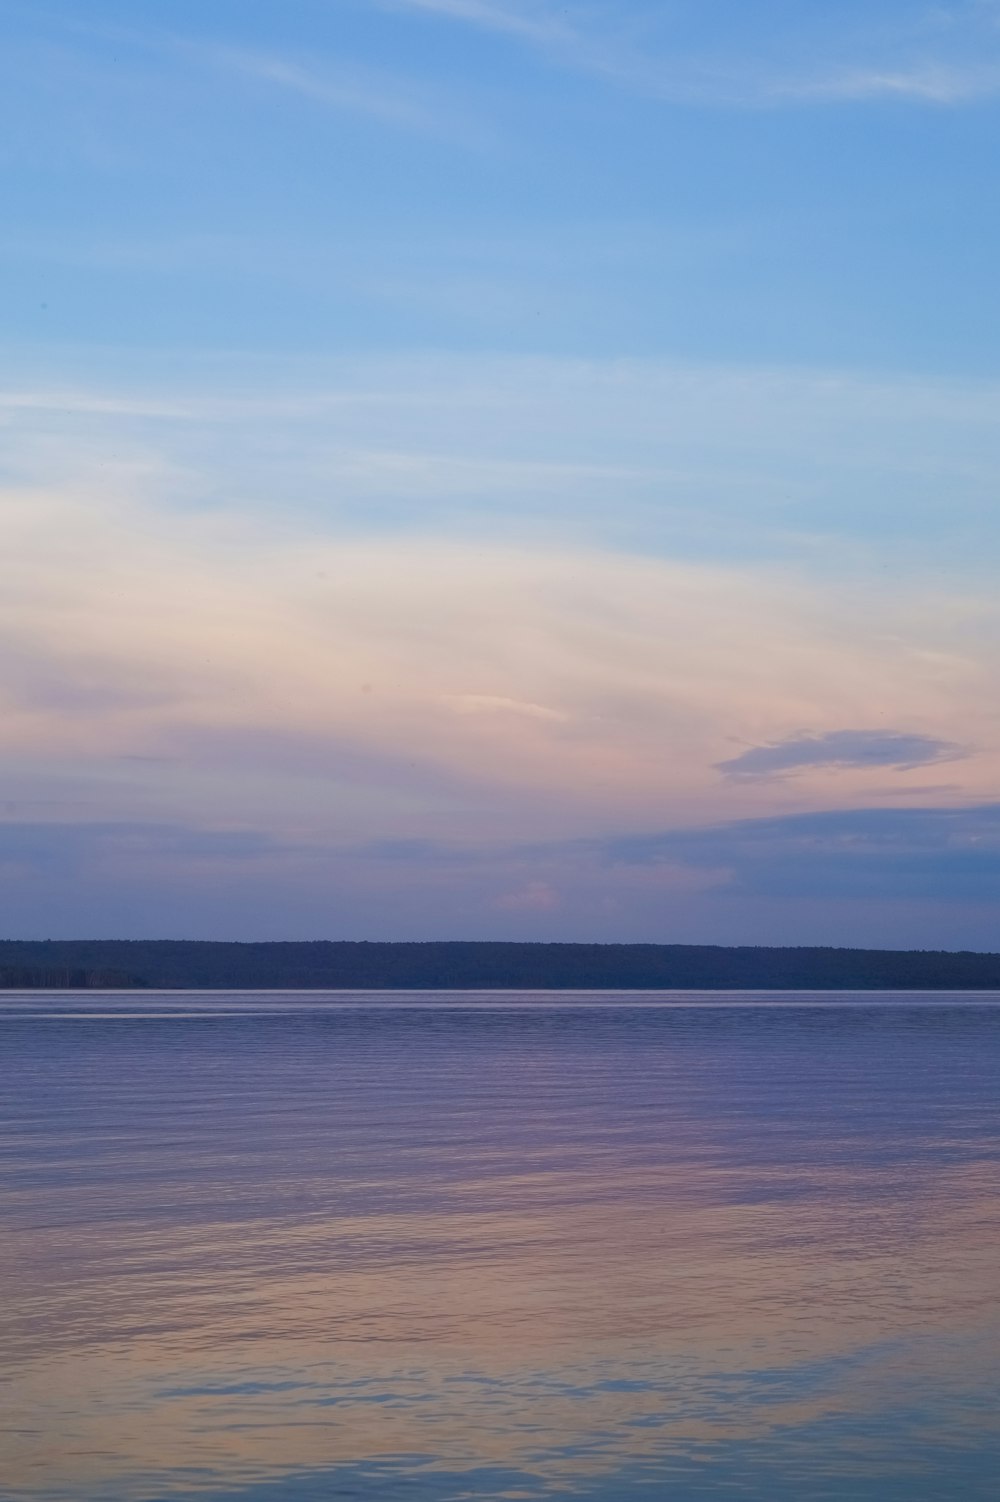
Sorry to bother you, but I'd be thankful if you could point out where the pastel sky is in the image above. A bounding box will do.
[4,0,1000,944]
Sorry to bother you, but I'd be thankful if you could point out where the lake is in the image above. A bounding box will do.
[3,992,1000,1500]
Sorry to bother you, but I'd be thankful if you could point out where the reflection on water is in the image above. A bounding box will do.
[2,992,1000,1500]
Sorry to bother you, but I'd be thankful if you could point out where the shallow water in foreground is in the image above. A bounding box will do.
[3,991,1000,1501]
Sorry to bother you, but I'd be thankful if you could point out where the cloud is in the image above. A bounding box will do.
[601,803,1000,902]
[43,17,466,139]
[716,730,967,781]
[6,801,1000,942]
[388,0,568,46]
[389,0,1000,108]
[494,879,560,911]
[350,799,1000,908]
[201,45,449,134]
[387,0,693,96]
[0,391,194,419]
[0,820,285,876]
[776,63,1000,104]
[3,353,1000,854]
[9,352,1000,556]
[4,476,995,842]
[447,694,568,722]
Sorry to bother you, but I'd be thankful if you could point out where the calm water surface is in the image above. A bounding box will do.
[2,991,1000,1500]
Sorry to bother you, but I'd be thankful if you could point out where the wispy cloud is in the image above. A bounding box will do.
[389,0,1000,107]
[717,730,967,781]
[386,0,672,96]
[46,15,464,136]
[0,390,195,419]
[775,63,1000,104]
[7,352,1000,557]
[202,44,446,133]
[389,0,570,46]
[447,694,569,722]
[0,820,285,874]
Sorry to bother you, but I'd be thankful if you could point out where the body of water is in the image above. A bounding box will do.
[3,992,1000,1500]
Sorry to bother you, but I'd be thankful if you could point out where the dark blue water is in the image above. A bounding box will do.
[3,992,1000,1501]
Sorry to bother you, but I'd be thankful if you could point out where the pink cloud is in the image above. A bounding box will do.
[494,880,560,912]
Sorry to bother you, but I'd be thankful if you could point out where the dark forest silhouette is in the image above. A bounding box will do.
[4,941,1000,989]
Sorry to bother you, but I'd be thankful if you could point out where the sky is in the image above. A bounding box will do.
[3,0,1000,946]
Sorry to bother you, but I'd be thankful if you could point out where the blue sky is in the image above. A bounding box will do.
[7,0,1000,367]
[3,0,1000,943]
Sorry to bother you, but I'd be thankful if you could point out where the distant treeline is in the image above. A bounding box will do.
[0,966,144,989]
[2,940,1000,990]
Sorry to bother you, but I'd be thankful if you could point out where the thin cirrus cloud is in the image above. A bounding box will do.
[8,353,1000,559]
[716,730,968,781]
[777,64,1000,104]
[387,0,1000,107]
[206,48,441,131]
[185,42,477,138]
[384,0,572,47]
[34,16,466,139]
